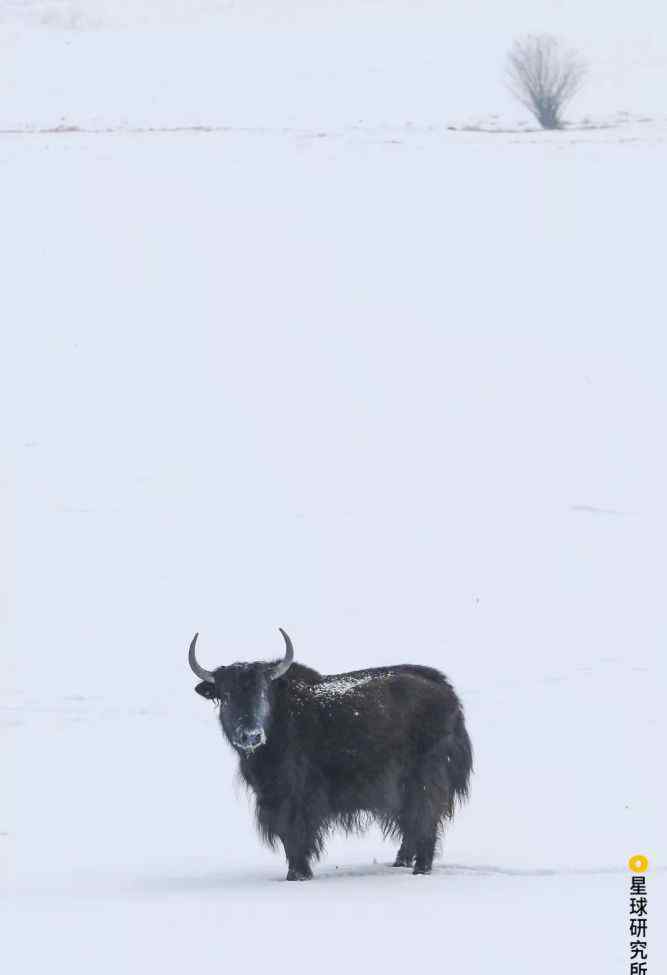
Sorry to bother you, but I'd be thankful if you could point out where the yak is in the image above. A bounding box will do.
[189,628,472,880]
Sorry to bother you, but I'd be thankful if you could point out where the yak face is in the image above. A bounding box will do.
[195,664,274,753]
[189,629,294,754]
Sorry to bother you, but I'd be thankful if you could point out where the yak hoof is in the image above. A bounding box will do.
[393,855,415,867]
[412,864,432,876]
[286,867,313,881]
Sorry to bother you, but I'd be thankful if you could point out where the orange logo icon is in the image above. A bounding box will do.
[628,854,649,873]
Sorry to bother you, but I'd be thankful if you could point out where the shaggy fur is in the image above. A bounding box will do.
[194,657,472,880]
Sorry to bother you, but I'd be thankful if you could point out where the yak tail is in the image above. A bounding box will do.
[446,710,473,810]
[395,665,473,807]
[391,664,473,809]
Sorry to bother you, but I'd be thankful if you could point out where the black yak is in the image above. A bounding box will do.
[189,628,472,880]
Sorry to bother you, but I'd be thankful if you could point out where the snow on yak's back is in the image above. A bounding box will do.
[189,629,472,880]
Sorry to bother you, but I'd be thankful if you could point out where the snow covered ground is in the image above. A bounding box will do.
[3,2,666,972]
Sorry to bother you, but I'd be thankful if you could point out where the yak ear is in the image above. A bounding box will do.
[195,681,217,700]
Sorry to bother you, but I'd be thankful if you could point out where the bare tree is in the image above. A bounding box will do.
[506,34,587,130]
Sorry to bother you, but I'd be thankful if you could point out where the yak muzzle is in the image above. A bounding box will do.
[234,727,267,752]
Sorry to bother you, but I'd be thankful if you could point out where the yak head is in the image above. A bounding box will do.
[188,629,294,754]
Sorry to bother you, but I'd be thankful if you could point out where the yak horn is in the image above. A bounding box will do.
[271,628,294,680]
[188,633,215,683]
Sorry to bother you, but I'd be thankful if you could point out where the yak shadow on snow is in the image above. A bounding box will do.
[124,858,666,895]
[16,858,665,904]
[299,861,664,882]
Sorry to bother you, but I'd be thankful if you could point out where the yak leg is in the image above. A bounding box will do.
[393,813,416,867]
[395,780,433,870]
[413,823,438,875]
[256,799,315,881]
[393,842,415,868]
[405,751,450,876]
[278,804,318,882]
[283,834,314,882]
[411,791,440,875]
